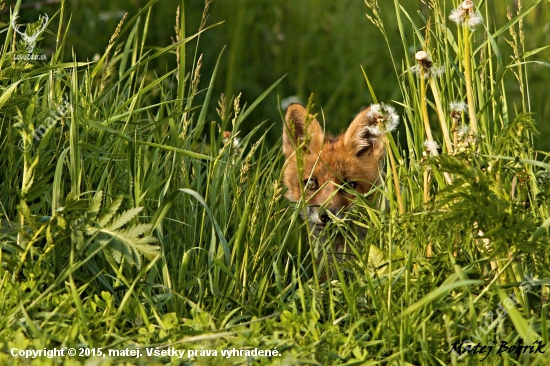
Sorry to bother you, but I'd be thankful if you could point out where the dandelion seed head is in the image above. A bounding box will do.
[431,65,446,78]
[449,8,465,24]
[449,1,483,29]
[367,103,381,117]
[411,52,444,79]
[458,124,469,135]
[410,65,422,78]
[365,124,382,136]
[411,64,444,79]
[384,106,400,133]
[424,140,440,156]
[450,101,468,113]
[468,12,484,28]
[415,50,429,61]
[461,0,475,10]
[388,114,400,132]
[384,104,396,116]
[365,103,400,135]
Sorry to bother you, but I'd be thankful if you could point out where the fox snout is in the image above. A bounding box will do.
[302,180,354,226]
[305,205,342,226]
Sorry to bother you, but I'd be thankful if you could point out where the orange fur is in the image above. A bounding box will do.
[283,104,384,219]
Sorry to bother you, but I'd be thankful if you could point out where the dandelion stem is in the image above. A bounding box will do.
[419,69,453,185]
[385,136,404,214]
[420,71,433,202]
[419,71,434,143]
[429,79,453,154]
[463,21,478,135]
[452,119,459,149]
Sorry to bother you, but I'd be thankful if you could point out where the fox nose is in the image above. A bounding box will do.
[319,210,332,224]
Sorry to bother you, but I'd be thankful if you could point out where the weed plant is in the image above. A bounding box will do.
[0,0,549,365]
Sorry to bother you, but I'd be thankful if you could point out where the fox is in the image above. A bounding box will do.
[282,103,389,259]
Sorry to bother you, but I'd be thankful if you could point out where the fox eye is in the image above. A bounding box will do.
[344,181,357,190]
[303,178,318,191]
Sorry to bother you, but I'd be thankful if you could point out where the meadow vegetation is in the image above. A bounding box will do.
[1,0,550,364]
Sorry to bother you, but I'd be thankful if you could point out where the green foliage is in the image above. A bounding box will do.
[0,0,549,365]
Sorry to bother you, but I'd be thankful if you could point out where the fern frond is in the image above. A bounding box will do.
[98,196,123,227]
[107,207,143,231]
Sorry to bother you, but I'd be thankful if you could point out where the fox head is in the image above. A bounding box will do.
[282,103,385,230]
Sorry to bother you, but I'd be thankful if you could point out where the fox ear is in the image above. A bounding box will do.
[283,104,324,158]
[344,107,385,160]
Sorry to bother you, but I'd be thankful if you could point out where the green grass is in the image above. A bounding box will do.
[10,0,550,149]
[1,0,550,365]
